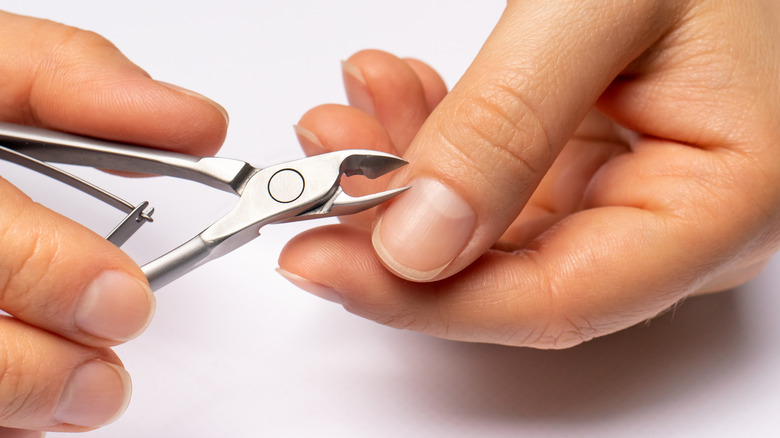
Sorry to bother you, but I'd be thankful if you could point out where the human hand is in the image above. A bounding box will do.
[0,11,227,436]
[279,0,780,348]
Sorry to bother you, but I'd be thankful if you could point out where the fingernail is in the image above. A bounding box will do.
[75,271,156,342]
[292,124,326,154]
[276,268,342,304]
[341,60,375,116]
[157,81,230,125]
[54,360,132,428]
[372,178,475,281]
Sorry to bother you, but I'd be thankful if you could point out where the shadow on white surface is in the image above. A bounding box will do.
[415,291,745,422]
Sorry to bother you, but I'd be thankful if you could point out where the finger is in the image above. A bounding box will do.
[0,177,154,347]
[370,1,685,281]
[501,110,629,247]
[341,50,440,153]
[401,58,448,112]
[0,11,228,155]
[0,316,130,432]
[299,53,446,227]
[296,105,398,157]
[294,104,397,228]
[278,197,729,349]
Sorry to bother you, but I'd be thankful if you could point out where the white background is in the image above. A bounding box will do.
[1,1,779,437]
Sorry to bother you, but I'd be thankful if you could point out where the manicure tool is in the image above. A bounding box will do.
[0,122,406,290]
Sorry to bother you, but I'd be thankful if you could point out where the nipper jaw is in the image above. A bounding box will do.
[0,122,407,290]
[144,149,407,290]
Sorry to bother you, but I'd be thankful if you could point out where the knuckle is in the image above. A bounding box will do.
[437,83,552,190]
[541,279,605,348]
[344,298,437,335]
[31,22,123,84]
[0,331,49,423]
[0,206,63,311]
[45,24,117,57]
[540,314,599,349]
[519,305,597,349]
[355,304,422,331]
[515,264,599,349]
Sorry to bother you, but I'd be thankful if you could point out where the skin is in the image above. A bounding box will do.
[0,11,227,435]
[2,0,780,434]
[280,0,780,347]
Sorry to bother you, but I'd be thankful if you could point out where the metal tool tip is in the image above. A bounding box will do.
[339,150,407,179]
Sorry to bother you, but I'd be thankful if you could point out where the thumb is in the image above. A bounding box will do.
[372,0,684,281]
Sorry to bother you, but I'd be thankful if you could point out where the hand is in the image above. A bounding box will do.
[0,11,227,436]
[279,0,780,348]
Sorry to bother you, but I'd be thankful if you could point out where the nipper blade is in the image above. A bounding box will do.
[279,150,408,222]
[284,186,408,222]
[338,150,407,179]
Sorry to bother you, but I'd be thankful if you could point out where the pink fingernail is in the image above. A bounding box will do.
[74,271,156,342]
[372,178,475,281]
[293,124,326,154]
[341,60,375,116]
[54,360,132,427]
[276,268,342,304]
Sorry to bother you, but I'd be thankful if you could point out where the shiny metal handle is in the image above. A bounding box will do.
[142,237,214,290]
[0,122,252,193]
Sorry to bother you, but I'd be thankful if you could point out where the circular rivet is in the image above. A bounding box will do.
[268,169,305,203]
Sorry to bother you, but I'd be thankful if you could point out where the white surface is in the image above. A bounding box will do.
[1,1,778,437]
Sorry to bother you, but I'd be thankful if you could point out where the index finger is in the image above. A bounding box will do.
[0,10,228,155]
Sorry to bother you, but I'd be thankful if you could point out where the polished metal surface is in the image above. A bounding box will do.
[0,122,406,290]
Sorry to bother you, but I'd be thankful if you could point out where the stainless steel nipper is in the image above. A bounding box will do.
[0,122,406,290]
